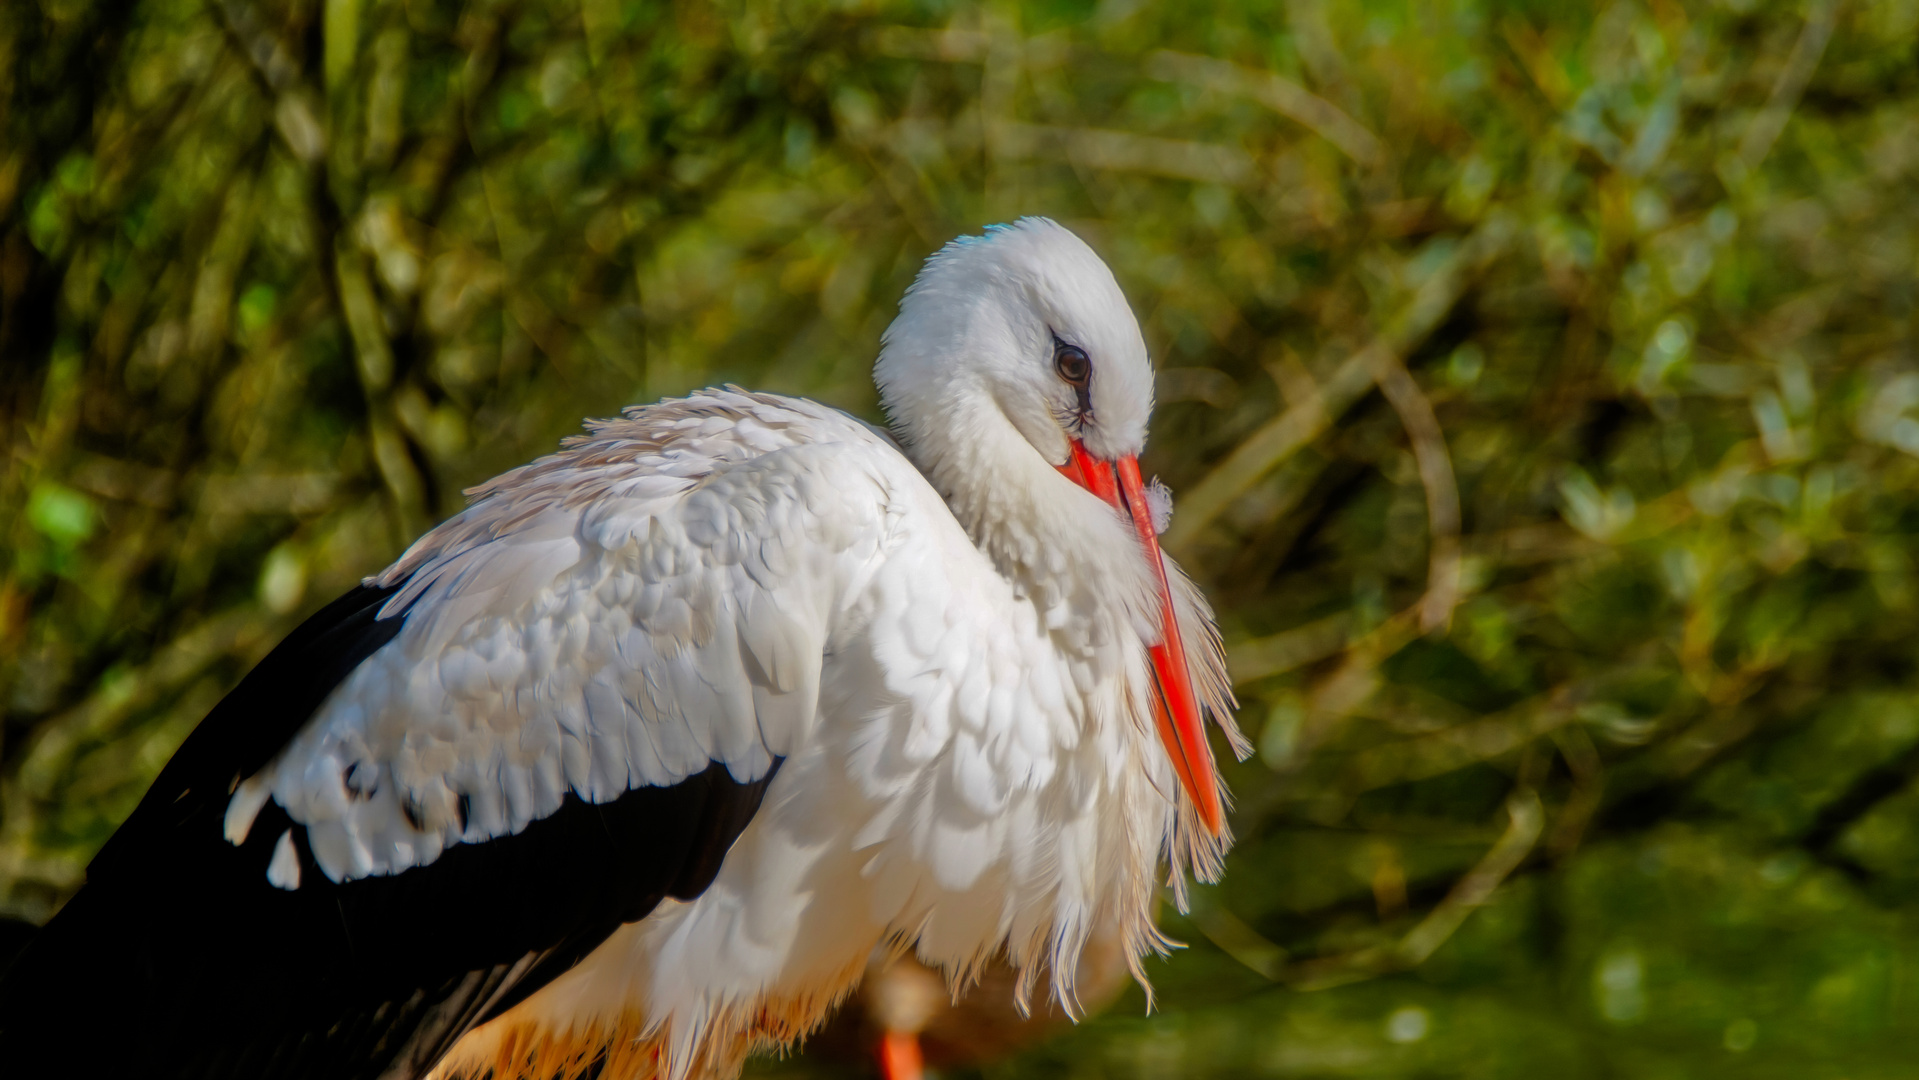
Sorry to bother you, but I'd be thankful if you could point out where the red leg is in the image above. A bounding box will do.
[878,1030,923,1080]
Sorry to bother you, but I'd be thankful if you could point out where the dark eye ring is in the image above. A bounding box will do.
[1054,342,1091,388]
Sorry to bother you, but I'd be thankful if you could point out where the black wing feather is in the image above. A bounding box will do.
[0,584,781,1080]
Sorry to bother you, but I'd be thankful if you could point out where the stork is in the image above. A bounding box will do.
[0,217,1245,1080]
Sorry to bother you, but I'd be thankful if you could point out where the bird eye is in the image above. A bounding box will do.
[1054,342,1091,388]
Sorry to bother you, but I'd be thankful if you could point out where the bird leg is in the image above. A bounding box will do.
[878,1030,924,1080]
[867,956,944,1080]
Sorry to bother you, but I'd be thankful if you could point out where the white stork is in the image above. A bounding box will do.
[0,217,1245,1080]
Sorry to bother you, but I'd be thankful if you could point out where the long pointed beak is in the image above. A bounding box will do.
[1060,441,1225,836]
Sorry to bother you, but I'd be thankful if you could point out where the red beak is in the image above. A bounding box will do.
[1058,440,1224,836]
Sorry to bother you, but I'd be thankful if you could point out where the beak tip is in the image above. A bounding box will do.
[1197,795,1225,837]
[1187,761,1225,837]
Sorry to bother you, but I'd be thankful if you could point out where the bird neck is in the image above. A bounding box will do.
[894,390,1159,644]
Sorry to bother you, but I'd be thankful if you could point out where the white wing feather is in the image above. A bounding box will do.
[233,390,901,885]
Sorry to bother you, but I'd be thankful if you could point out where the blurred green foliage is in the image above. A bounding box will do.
[5,0,1919,1075]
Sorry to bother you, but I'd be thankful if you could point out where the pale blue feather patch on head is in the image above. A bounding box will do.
[944,222,1015,249]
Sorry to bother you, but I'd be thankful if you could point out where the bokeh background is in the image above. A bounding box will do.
[4,0,1919,1075]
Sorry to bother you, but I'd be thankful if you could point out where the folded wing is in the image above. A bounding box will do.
[0,391,901,1080]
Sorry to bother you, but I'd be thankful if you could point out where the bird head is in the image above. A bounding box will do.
[875,218,1227,837]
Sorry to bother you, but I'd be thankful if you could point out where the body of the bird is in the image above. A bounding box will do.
[371,389,1214,1079]
[0,219,1241,1080]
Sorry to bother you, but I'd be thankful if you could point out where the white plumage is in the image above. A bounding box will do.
[37,218,1246,1080]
